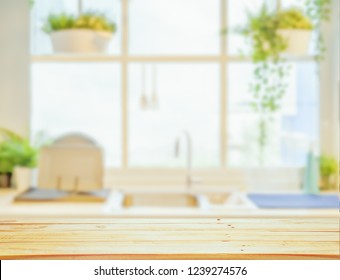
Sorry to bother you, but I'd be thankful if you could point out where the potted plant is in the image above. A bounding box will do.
[277,8,313,56]
[235,5,293,164]
[237,6,313,62]
[43,12,117,54]
[0,128,38,190]
[319,155,338,190]
[231,2,330,165]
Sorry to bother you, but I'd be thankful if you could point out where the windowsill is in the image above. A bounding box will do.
[104,167,304,190]
[30,54,316,62]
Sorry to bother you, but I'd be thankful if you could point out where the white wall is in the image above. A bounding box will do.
[319,0,339,157]
[333,0,340,162]
[0,0,30,137]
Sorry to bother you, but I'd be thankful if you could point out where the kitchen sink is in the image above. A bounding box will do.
[122,193,200,208]
[107,191,256,211]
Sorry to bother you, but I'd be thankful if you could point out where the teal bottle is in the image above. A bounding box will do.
[303,146,319,194]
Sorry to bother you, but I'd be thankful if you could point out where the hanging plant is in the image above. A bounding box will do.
[237,6,313,164]
[239,7,313,61]
[42,12,117,54]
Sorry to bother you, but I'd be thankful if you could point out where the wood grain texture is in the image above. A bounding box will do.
[0,218,339,260]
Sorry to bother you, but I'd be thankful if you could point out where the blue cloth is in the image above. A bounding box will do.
[248,194,339,209]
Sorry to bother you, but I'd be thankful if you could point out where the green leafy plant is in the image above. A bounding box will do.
[0,128,38,174]
[225,2,331,165]
[277,8,313,30]
[319,155,338,190]
[43,13,76,33]
[319,155,338,177]
[249,61,292,163]
[43,12,116,34]
[238,7,312,63]
[236,6,316,164]
[74,12,116,32]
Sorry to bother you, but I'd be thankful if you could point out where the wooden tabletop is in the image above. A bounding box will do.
[0,218,339,260]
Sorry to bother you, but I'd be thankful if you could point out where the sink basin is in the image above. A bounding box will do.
[201,192,256,209]
[123,193,199,208]
[107,191,256,211]
[204,193,231,205]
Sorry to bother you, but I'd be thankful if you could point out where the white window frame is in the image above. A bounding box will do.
[30,0,336,187]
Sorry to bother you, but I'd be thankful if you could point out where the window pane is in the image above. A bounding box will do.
[281,0,305,9]
[129,0,220,55]
[281,62,319,166]
[227,62,318,167]
[30,0,77,55]
[30,0,121,55]
[31,63,121,167]
[129,63,219,167]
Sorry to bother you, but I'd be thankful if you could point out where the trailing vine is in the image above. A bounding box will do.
[304,0,332,61]
[249,62,292,163]
[239,6,313,164]
[239,1,332,164]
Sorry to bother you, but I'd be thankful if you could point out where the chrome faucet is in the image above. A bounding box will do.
[174,131,198,189]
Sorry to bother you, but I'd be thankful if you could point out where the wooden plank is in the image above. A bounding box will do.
[2,254,338,260]
[0,218,339,260]
[0,217,337,226]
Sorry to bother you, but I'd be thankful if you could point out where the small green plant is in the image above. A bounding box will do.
[319,155,338,190]
[0,128,38,174]
[74,12,116,32]
[319,155,338,177]
[43,13,76,33]
[43,12,116,34]
[277,8,313,30]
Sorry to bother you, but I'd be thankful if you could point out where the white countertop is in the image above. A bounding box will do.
[0,187,338,218]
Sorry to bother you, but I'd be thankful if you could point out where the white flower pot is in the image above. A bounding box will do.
[278,29,312,56]
[50,29,113,54]
[13,167,32,191]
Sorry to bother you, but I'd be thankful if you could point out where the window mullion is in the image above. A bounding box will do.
[77,0,83,15]
[121,0,129,168]
[277,0,282,11]
[220,0,228,168]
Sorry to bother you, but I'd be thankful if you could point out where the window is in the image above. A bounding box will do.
[31,0,320,169]
[227,62,318,167]
[128,63,219,168]
[31,63,122,167]
[129,0,220,55]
